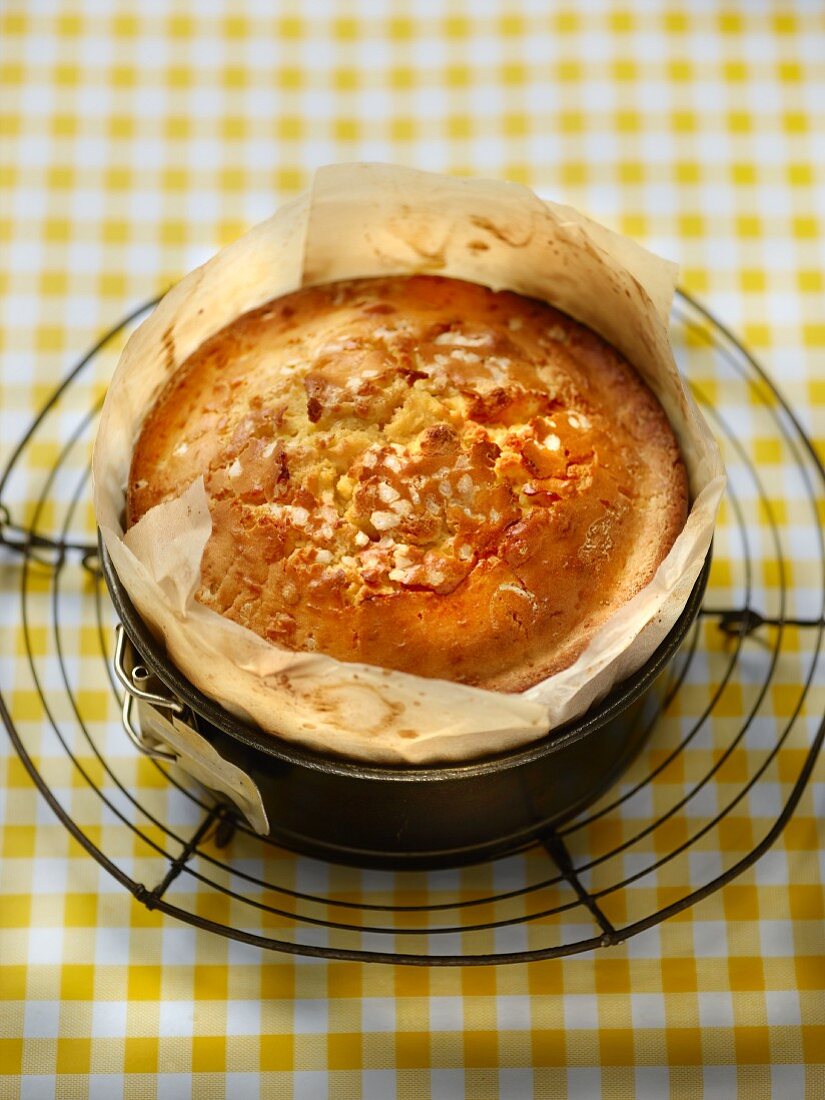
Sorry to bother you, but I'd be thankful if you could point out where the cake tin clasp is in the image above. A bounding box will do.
[113,624,269,834]
[114,622,185,717]
[115,624,180,761]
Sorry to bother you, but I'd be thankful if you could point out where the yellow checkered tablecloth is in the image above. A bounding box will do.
[1,1,824,1097]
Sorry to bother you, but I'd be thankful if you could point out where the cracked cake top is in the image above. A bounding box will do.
[128,274,687,691]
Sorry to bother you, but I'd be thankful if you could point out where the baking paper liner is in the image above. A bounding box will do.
[93,164,725,764]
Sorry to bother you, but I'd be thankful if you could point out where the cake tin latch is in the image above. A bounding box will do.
[113,625,269,835]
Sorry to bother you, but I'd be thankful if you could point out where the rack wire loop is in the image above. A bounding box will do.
[0,501,98,568]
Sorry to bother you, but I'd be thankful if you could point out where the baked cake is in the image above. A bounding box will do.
[127,275,688,691]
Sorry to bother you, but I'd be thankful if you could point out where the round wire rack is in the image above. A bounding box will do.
[0,290,823,966]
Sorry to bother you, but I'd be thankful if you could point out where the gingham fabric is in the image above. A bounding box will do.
[1,1,824,1097]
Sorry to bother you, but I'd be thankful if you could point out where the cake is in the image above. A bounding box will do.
[127,274,688,692]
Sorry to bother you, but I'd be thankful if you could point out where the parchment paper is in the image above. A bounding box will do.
[93,163,725,764]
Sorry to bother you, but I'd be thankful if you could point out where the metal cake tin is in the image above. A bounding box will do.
[101,536,711,869]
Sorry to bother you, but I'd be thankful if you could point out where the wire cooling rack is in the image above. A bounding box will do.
[0,290,823,965]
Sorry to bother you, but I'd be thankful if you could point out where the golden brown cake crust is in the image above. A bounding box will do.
[128,275,688,691]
